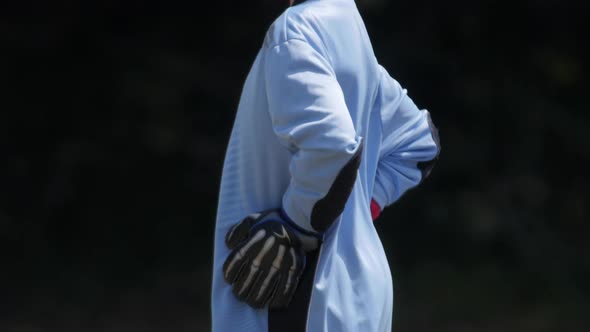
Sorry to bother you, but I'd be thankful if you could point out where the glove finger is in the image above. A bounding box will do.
[223,247,249,284]
[233,233,278,302]
[268,247,293,309]
[246,243,288,308]
[284,247,305,298]
[232,261,262,302]
[225,215,258,250]
[279,270,303,309]
[269,247,305,309]
[223,225,269,283]
[268,273,290,309]
[252,273,280,309]
[243,271,270,309]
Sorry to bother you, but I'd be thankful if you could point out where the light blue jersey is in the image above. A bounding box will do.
[212,0,440,331]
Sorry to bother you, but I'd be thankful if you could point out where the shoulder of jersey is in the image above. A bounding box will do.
[263,3,322,49]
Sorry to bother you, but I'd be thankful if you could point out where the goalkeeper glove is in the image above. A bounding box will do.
[223,209,320,309]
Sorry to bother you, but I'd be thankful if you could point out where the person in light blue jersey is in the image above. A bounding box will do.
[211,0,441,331]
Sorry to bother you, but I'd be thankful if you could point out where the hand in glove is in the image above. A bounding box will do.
[223,209,320,309]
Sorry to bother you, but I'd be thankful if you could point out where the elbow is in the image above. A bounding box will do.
[417,112,441,181]
[310,139,363,232]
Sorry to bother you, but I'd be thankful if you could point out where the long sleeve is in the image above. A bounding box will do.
[372,66,441,209]
[264,39,363,235]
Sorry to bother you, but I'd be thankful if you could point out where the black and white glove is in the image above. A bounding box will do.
[223,209,320,309]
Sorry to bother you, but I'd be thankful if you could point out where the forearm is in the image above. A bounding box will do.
[266,38,363,234]
[372,66,440,211]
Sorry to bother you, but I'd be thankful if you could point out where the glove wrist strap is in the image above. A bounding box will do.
[279,208,323,240]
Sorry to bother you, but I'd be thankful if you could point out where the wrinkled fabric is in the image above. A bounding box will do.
[211,0,439,331]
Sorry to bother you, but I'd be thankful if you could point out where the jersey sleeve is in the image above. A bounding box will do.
[372,66,441,210]
[264,39,363,236]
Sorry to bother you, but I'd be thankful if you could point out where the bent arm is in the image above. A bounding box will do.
[372,66,441,211]
[265,39,362,235]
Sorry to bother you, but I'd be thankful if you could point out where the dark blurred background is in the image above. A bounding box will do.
[1,0,588,331]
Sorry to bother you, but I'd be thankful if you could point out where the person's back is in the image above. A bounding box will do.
[212,1,440,331]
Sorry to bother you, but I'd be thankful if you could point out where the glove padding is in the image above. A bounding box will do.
[223,209,319,309]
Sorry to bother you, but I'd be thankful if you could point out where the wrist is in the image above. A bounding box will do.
[279,208,322,252]
[279,208,322,238]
